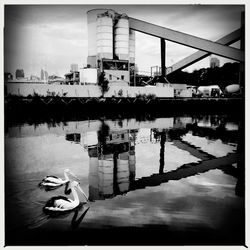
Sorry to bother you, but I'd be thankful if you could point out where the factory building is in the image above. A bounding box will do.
[81,9,136,86]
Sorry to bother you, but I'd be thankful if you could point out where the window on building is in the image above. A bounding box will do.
[102,59,129,71]
[103,61,116,70]
[121,75,124,80]
[116,61,128,71]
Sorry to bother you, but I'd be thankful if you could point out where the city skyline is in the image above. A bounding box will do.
[4,5,244,78]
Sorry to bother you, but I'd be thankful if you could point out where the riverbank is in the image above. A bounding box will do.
[5,96,244,126]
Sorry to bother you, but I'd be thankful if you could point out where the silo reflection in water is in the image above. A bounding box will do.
[98,154,114,197]
[117,152,130,193]
[87,127,136,201]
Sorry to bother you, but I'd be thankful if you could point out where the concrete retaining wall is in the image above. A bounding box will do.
[6,83,174,98]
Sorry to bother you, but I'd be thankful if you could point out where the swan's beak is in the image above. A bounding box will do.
[68,171,80,181]
[78,185,89,202]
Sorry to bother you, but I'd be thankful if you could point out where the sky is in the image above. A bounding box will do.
[4,4,245,78]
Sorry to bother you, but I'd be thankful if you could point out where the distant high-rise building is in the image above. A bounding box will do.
[210,57,220,68]
[41,69,44,80]
[15,69,24,79]
[41,69,48,81]
[70,63,78,72]
[44,70,48,80]
[4,72,13,81]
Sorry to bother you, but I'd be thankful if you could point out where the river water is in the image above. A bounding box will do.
[5,114,245,245]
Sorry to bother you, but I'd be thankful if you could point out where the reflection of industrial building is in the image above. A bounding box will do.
[84,126,137,200]
[150,115,239,143]
[65,130,136,200]
[66,133,81,143]
[151,117,193,142]
[186,116,239,144]
[64,116,240,201]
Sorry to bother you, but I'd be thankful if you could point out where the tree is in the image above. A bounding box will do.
[98,71,109,97]
[168,62,241,87]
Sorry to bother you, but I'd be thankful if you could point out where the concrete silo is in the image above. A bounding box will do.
[114,14,129,60]
[85,9,135,86]
[129,29,135,64]
[129,29,136,85]
[97,12,114,60]
[87,9,115,68]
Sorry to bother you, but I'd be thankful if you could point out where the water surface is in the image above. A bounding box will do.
[5,114,244,245]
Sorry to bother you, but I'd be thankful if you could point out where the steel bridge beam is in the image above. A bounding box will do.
[167,28,243,74]
[129,18,244,62]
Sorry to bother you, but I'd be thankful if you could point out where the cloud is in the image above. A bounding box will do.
[5,135,89,183]
[81,168,240,230]
[5,12,88,76]
[4,5,244,76]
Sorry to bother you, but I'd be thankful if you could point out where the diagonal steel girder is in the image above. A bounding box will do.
[129,17,244,63]
[167,28,242,74]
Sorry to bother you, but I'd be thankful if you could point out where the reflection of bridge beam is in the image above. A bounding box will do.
[129,18,244,62]
[172,139,239,179]
[167,28,242,74]
[172,139,214,161]
[130,153,240,191]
